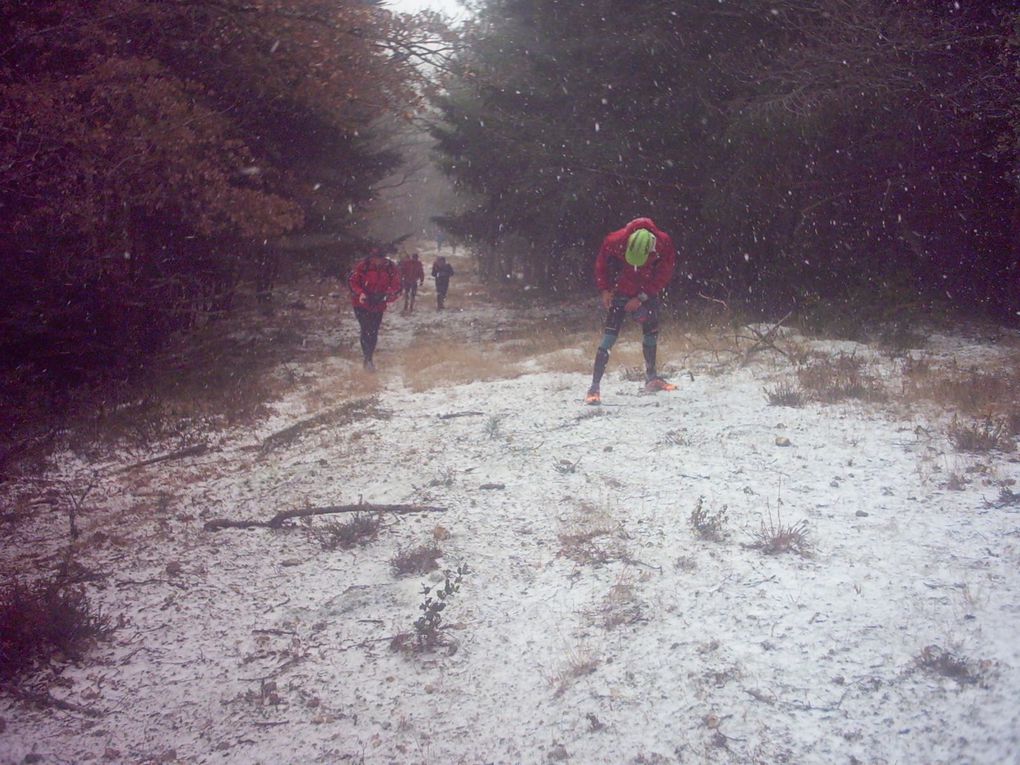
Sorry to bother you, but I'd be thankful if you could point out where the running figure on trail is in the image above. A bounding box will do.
[348,247,402,372]
[399,252,425,314]
[585,217,677,405]
[432,255,455,310]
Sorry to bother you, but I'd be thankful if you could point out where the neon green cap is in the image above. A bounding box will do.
[625,229,656,267]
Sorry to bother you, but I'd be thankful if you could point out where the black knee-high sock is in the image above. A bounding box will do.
[592,348,610,389]
[642,341,657,380]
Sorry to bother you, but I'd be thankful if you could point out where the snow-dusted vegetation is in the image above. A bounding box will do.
[3,250,1018,764]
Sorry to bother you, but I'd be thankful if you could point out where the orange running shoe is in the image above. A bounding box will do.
[584,388,601,405]
[644,377,676,392]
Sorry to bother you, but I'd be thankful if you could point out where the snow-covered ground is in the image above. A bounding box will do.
[3,245,1020,765]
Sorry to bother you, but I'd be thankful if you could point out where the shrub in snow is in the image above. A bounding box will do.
[764,380,804,407]
[390,543,443,577]
[948,417,1016,454]
[391,564,470,654]
[315,513,381,550]
[0,577,113,679]
[796,352,887,404]
[689,496,729,542]
[748,509,812,557]
[915,645,994,687]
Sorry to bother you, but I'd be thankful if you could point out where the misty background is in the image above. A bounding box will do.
[1,0,1017,444]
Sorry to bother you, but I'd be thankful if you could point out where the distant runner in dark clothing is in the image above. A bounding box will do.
[431,256,455,310]
[399,253,425,314]
[585,217,677,404]
[348,248,402,371]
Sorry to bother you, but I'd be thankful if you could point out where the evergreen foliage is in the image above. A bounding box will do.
[432,1,1019,317]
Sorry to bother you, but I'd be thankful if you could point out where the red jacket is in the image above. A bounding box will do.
[399,257,425,285]
[594,217,676,298]
[348,256,402,313]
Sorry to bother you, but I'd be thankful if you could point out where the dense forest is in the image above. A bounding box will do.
[1,0,1017,427]
[431,0,1019,322]
[0,0,449,404]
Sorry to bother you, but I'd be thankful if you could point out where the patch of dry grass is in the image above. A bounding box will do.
[502,326,588,357]
[260,397,388,452]
[689,496,729,542]
[796,352,887,404]
[549,643,600,698]
[300,366,384,411]
[764,380,804,407]
[398,343,522,392]
[916,644,994,686]
[595,578,645,630]
[315,513,381,550]
[948,418,1016,454]
[62,297,337,457]
[902,361,1020,421]
[748,509,812,557]
[557,501,629,567]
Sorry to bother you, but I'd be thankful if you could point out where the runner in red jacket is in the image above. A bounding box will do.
[399,253,425,314]
[585,217,677,404]
[348,249,402,371]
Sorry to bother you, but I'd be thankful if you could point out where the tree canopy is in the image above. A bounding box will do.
[0,0,443,393]
[432,1,1019,319]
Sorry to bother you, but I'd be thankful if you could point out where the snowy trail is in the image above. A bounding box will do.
[2,246,1020,764]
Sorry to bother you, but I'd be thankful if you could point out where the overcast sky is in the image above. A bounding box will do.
[384,0,469,20]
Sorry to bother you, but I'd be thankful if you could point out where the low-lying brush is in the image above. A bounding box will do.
[904,365,1020,420]
[597,581,644,630]
[390,543,443,576]
[391,564,470,654]
[549,644,600,698]
[0,577,114,679]
[916,644,993,686]
[948,418,1016,454]
[796,353,886,404]
[689,496,729,542]
[315,513,381,550]
[879,322,928,355]
[748,510,812,557]
[557,501,628,566]
[484,415,504,440]
[661,428,690,446]
[764,381,804,407]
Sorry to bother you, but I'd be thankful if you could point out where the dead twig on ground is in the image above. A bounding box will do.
[203,504,446,531]
[737,310,794,363]
[120,443,209,472]
[983,487,1020,509]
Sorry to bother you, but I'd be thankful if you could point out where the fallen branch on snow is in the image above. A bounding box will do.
[1,685,103,717]
[737,310,794,363]
[437,411,485,420]
[984,488,1020,509]
[203,504,446,531]
[120,443,209,472]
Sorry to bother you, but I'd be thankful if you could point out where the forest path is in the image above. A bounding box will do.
[3,247,1020,765]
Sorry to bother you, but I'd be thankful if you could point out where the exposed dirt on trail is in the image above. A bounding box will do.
[3,242,1020,765]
